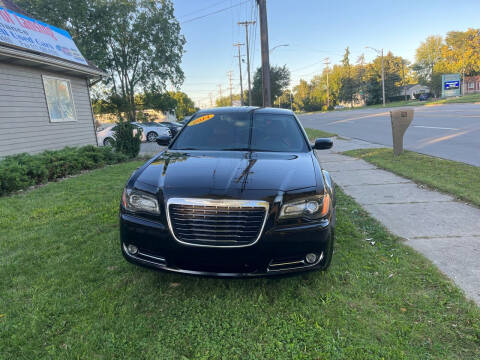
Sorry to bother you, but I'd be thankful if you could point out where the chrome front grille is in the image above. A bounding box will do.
[166,198,269,247]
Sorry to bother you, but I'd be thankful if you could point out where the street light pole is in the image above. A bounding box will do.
[269,44,289,53]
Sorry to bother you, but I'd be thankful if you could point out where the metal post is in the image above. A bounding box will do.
[238,21,255,106]
[257,0,271,107]
[234,43,245,106]
[381,49,385,106]
[227,70,233,106]
[324,58,330,109]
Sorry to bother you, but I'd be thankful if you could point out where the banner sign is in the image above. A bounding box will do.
[0,6,87,65]
[441,74,461,97]
[444,81,459,90]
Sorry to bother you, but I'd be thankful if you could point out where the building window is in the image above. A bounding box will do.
[42,76,77,122]
[468,82,475,89]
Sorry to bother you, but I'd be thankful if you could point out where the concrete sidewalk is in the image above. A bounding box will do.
[319,137,480,305]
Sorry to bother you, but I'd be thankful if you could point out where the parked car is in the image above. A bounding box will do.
[179,115,193,124]
[120,107,336,277]
[96,124,146,146]
[418,93,430,101]
[132,122,171,142]
[137,121,181,138]
[159,121,183,137]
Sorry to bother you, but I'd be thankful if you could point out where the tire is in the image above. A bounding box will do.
[103,137,114,147]
[147,131,158,142]
[318,228,335,271]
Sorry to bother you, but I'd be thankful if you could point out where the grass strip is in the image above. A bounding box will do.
[0,161,479,359]
[343,148,480,207]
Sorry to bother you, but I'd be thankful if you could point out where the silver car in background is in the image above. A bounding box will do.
[97,123,171,146]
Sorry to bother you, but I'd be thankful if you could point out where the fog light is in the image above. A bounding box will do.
[127,244,138,255]
[305,253,317,264]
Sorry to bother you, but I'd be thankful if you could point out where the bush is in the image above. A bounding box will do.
[113,119,142,158]
[0,146,128,196]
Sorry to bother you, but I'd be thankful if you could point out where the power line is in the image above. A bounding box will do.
[181,0,250,24]
[178,0,231,19]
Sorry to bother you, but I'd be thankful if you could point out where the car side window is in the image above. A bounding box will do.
[251,114,308,152]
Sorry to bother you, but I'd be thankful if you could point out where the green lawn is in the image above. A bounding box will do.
[429,93,480,105]
[1,162,479,359]
[343,148,480,208]
[305,127,337,139]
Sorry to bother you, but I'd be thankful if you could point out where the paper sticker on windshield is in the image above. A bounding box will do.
[188,114,214,126]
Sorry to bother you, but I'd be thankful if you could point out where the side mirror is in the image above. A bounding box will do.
[156,135,171,146]
[312,138,333,150]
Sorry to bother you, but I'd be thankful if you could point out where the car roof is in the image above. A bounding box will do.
[195,106,295,116]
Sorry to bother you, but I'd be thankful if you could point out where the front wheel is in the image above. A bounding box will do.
[147,132,158,142]
[318,229,335,271]
[103,137,114,147]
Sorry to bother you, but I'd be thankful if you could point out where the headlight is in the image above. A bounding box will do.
[122,189,160,214]
[279,194,330,219]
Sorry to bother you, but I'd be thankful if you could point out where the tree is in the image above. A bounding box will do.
[251,65,290,106]
[292,80,312,111]
[215,94,242,107]
[137,92,177,113]
[168,91,196,119]
[103,0,185,121]
[437,29,480,77]
[412,35,443,96]
[339,47,356,107]
[18,0,186,122]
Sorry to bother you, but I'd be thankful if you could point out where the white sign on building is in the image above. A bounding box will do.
[0,6,87,65]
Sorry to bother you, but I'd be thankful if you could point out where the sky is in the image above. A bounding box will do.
[173,0,480,108]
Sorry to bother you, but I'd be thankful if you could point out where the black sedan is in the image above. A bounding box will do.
[120,107,336,276]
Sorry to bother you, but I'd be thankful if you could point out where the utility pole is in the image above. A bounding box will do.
[323,58,330,109]
[381,49,385,106]
[290,89,293,110]
[227,70,233,106]
[238,20,255,106]
[209,92,213,107]
[233,43,245,106]
[256,0,271,107]
[402,59,407,102]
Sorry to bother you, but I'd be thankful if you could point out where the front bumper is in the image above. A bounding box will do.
[120,213,333,277]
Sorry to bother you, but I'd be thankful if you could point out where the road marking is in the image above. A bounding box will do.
[415,130,471,148]
[327,112,389,125]
[413,126,459,130]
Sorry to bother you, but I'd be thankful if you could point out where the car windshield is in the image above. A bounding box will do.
[171,112,308,152]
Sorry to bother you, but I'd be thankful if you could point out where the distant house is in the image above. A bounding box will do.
[0,0,105,157]
[463,76,480,94]
[399,84,431,100]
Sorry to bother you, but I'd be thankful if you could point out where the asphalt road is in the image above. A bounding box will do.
[298,103,480,166]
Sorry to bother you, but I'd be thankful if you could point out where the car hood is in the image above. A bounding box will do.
[135,150,317,192]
